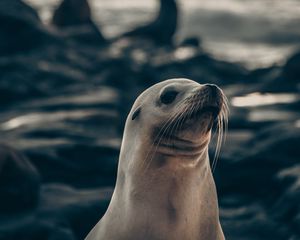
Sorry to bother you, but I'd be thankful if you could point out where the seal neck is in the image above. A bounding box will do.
[111,150,220,239]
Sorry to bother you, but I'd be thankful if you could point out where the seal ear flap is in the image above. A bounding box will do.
[132,107,141,120]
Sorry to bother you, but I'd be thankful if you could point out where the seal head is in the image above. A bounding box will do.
[125,78,227,170]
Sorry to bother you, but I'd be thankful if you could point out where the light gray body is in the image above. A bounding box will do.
[86,79,225,240]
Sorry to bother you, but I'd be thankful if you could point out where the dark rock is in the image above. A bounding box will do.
[48,227,76,240]
[247,122,300,166]
[283,50,300,84]
[0,84,122,187]
[0,218,76,240]
[0,0,58,56]
[0,184,112,240]
[217,122,300,197]
[214,121,300,239]
[39,184,112,239]
[0,57,87,105]
[245,66,282,88]
[220,200,289,240]
[25,143,119,187]
[0,145,40,213]
[154,53,248,85]
[61,25,107,46]
[0,110,121,187]
[24,87,120,111]
[253,51,300,93]
[180,37,202,48]
[272,166,300,225]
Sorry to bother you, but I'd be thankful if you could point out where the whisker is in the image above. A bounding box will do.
[140,86,229,174]
[141,101,188,172]
[211,93,229,172]
[143,109,184,172]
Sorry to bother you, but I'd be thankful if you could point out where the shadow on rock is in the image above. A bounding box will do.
[0,184,112,240]
[0,0,59,56]
[0,145,40,213]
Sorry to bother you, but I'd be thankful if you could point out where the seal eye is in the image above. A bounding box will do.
[160,90,178,105]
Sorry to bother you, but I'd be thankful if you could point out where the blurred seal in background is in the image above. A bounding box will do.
[52,0,106,45]
[120,0,178,46]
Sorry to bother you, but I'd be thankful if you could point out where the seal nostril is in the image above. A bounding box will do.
[160,90,178,105]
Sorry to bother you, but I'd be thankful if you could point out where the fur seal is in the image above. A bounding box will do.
[52,0,106,45]
[121,0,178,45]
[86,78,228,240]
[52,0,92,27]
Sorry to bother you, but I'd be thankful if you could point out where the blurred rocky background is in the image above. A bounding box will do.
[0,0,299,239]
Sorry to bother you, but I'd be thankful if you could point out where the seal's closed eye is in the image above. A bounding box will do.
[132,107,141,120]
[160,90,178,104]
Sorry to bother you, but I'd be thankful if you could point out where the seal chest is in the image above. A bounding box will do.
[86,78,228,240]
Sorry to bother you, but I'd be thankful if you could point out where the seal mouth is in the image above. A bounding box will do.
[187,105,221,121]
[200,106,221,117]
[154,134,208,158]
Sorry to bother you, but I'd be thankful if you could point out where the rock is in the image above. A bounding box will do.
[253,51,300,93]
[154,53,248,85]
[272,165,300,225]
[25,143,119,187]
[247,122,300,166]
[0,145,40,213]
[0,218,76,240]
[283,50,300,87]
[39,184,112,239]
[0,56,87,105]
[0,0,57,56]
[0,118,120,188]
[48,226,76,240]
[0,85,122,187]
[214,121,300,238]
[245,66,283,92]
[217,122,300,197]
[0,184,112,240]
[220,200,289,240]
[180,37,202,48]
[61,25,107,46]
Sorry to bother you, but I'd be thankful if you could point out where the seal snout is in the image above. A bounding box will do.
[147,80,227,160]
[184,84,224,121]
[205,84,218,97]
[200,84,224,117]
